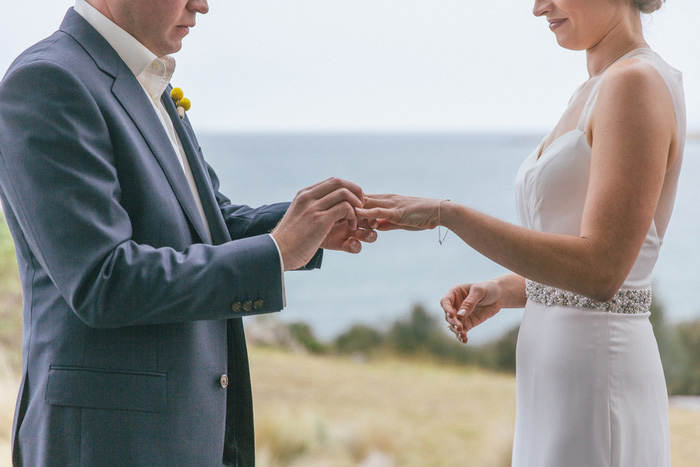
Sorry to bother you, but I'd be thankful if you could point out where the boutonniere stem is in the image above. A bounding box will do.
[170,87,191,119]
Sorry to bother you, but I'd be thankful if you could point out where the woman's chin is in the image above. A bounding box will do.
[554,36,586,52]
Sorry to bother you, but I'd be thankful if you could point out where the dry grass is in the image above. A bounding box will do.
[250,348,516,467]
[250,347,700,467]
[0,351,19,467]
[670,407,700,465]
[0,347,698,466]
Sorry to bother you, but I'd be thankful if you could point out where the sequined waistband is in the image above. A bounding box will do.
[525,280,652,314]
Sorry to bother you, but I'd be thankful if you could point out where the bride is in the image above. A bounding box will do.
[357,0,685,465]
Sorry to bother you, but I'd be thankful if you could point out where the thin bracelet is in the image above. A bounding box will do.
[438,199,450,245]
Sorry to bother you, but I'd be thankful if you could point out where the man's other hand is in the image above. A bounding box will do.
[271,178,376,271]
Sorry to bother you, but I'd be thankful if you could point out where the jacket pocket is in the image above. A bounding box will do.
[45,365,167,413]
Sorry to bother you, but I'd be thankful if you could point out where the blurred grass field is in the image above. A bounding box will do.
[0,352,18,466]
[250,347,516,466]
[248,347,700,467]
[0,346,699,466]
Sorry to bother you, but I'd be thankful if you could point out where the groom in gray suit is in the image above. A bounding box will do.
[0,0,376,465]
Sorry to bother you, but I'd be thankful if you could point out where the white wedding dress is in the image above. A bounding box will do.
[512,48,685,467]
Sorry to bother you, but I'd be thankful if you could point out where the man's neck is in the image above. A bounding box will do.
[83,0,116,24]
[74,0,160,79]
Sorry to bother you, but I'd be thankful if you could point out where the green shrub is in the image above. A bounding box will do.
[288,322,326,354]
[328,304,493,368]
[648,297,700,395]
[487,326,519,373]
[0,215,19,287]
[0,215,22,358]
[334,324,384,355]
[310,296,700,393]
[673,319,700,395]
[386,304,438,355]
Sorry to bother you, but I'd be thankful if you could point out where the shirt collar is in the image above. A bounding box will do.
[74,0,176,102]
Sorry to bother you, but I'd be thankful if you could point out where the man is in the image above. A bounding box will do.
[0,0,376,465]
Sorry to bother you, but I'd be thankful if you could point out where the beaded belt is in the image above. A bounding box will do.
[525,280,652,314]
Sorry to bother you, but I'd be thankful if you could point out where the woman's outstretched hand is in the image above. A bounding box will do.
[355,194,443,231]
[441,281,503,344]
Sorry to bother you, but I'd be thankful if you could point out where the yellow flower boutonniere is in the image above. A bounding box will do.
[170,87,191,119]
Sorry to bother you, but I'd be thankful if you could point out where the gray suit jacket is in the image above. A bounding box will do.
[0,8,319,466]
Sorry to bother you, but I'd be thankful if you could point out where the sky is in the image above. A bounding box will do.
[3,1,699,133]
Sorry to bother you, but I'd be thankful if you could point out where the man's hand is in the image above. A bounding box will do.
[320,217,378,253]
[271,178,376,271]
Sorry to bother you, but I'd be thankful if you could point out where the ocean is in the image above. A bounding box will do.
[200,132,700,344]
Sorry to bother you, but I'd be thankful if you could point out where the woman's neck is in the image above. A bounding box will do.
[585,16,645,77]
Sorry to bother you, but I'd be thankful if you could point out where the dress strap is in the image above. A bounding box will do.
[575,78,604,132]
[575,48,653,132]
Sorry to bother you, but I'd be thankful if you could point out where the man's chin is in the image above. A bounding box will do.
[156,41,183,58]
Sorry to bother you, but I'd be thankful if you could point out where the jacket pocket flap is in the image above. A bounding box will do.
[46,366,167,413]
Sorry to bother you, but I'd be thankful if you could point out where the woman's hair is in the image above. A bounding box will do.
[634,0,664,13]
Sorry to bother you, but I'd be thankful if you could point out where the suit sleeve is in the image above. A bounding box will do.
[202,161,324,270]
[0,59,286,328]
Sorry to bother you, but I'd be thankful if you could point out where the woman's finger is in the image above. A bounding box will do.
[456,285,487,318]
[445,313,463,332]
[362,194,395,209]
[440,295,458,318]
[357,217,380,230]
[355,206,400,222]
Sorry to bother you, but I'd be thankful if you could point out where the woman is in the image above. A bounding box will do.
[357,0,685,465]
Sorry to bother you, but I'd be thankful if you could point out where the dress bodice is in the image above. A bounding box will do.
[514,48,686,289]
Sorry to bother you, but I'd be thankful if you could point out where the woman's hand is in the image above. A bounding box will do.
[356,194,443,231]
[441,281,504,344]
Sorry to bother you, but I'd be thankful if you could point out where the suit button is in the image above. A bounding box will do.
[231,302,242,313]
[243,300,253,312]
[253,299,264,311]
[220,374,229,388]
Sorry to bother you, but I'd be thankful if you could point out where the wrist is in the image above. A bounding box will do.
[268,233,287,272]
[269,231,293,271]
[437,199,455,228]
[492,274,527,308]
[436,199,451,245]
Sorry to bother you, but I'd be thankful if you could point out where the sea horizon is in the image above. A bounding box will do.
[197,131,700,344]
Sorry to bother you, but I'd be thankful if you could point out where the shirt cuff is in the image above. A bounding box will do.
[268,234,287,307]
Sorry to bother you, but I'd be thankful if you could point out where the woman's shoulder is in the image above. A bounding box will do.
[587,51,677,144]
[603,55,665,89]
[596,55,674,114]
[603,49,683,97]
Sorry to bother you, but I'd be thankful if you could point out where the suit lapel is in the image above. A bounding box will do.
[162,92,231,245]
[61,8,230,244]
[111,68,212,244]
[59,9,213,244]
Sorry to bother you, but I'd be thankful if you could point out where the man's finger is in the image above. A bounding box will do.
[317,187,364,212]
[306,178,364,206]
[336,236,362,254]
[324,201,358,230]
[346,227,377,244]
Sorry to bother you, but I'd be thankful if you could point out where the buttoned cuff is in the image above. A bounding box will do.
[268,234,286,307]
